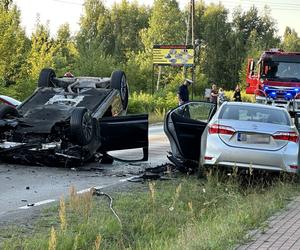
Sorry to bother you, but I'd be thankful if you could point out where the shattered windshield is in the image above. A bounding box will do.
[262,61,300,81]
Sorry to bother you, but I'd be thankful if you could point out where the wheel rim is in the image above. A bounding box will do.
[82,113,93,141]
[120,75,127,100]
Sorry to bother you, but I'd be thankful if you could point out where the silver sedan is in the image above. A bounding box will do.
[164,101,299,173]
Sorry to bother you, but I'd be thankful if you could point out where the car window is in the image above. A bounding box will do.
[173,102,215,122]
[219,105,290,125]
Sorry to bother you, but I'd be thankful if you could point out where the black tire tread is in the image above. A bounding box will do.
[110,70,129,110]
[70,108,93,146]
[38,68,56,88]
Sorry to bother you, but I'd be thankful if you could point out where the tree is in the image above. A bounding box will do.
[139,0,185,90]
[282,27,300,52]
[110,0,150,60]
[0,1,29,87]
[141,0,185,49]
[199,4,234,87]
[53,23,78,76]
[77,0,113,56]
[27,21,55,79]
[231,6,279,87]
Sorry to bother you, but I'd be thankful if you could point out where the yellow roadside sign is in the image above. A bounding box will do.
[153,45,194,66]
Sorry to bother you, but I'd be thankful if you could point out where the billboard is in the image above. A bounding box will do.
[153,45,194,66]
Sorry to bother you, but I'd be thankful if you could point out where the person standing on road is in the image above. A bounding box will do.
[218,87,225,107]
[178,79,193,106]
[210,84,218,105]
[233,84,242,102]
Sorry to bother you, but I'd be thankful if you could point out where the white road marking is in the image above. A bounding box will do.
[18,199,56,209]
[17,176,137,210]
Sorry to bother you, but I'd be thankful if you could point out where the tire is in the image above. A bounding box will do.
[110,70,129,110]
[0,104,19,119]
[38,68,56,88]
[70,108,94,146]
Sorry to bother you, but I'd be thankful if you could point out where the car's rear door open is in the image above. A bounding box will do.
[98,114,148,161]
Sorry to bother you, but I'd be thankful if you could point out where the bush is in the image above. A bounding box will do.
[224,90,255,103]
[128,91,178,114]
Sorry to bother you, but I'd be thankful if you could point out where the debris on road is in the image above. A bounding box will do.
[128,163,176,182]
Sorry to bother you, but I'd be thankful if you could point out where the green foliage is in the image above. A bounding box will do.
[128,91,178,113]
[141,0,185,49]
[282,27,300,52]
[224,90,255,103]
[77,0,113,56]
[26,22,55,80]
[110,0,150,60]
[52,23,78,77]
[0,2,29,87]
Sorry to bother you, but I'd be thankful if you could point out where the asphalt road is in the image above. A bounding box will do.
[0,124,170,219]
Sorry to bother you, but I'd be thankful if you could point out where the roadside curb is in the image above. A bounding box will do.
[235,196,300,250]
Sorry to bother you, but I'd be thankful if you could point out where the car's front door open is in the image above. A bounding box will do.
[164,102,215,162]
[98,114,148,161]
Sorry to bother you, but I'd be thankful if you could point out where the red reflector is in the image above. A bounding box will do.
[273,131,299,143]
[290,165,299,169]
[204,156,213,160]
[208,124,235,135]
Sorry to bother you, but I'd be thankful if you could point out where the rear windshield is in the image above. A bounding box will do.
[219,105,290,126]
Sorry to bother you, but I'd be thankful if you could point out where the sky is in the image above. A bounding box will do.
[13,0,300,38]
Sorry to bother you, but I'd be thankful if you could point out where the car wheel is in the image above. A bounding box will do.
[0,104,19,119]
[38,68,56,88]
[70,108,94,146]
[110,70,129,110]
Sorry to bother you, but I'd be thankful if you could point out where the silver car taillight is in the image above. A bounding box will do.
[273,131,299,143]
[208,124,235,135]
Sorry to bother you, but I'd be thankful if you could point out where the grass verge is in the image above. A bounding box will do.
[1,173,299,250]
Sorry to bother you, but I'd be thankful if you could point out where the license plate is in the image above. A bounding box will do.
[237,133,270,144]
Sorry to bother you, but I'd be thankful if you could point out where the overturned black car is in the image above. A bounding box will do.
[0,69,148,166]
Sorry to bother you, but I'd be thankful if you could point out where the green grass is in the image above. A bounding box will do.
[1,173,299,250]
[149,108,166,124]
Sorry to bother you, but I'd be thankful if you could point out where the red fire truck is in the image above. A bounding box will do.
[246,49,300,116]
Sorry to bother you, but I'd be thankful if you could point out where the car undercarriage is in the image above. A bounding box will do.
[0,69,148,166]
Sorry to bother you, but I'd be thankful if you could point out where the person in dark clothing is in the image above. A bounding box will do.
[178,79,192,105]
[233,84,242,102]
[210,84,218,104]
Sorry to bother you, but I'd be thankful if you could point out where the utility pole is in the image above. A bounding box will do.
[183,0,196,100]
[191,0,195,100]
[185,0,195,100]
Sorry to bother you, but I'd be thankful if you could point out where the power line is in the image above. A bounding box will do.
[218,0,300,11]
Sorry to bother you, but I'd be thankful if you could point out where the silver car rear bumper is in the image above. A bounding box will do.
[201,135,299,173]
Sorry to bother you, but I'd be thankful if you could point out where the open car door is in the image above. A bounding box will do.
[164,102,215,169]
[98,114,148,160]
